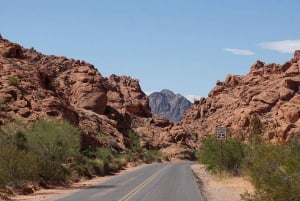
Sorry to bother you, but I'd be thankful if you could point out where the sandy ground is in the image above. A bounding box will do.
[7,162,254,201]
[8,164,146,201]
[191,164,254,201]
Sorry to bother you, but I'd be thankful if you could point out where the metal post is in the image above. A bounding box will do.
[216,126,226,179]
[219,140,223,178]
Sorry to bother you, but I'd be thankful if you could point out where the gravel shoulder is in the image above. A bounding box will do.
[191,164,254,201]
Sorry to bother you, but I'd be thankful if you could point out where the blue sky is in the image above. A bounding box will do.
[1,0,300,101]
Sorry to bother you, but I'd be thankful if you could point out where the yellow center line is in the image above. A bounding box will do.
[118,165,168,201]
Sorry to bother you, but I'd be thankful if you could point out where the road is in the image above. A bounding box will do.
[54,162,204,201]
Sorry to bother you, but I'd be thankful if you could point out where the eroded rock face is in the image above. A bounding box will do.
[106,74,151,117]
[1,38,197,156]
[0,39,24,58]
[182,50,300,142]
[0,38,139,151]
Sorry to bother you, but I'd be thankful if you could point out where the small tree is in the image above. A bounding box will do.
[0,145,38,188]
[26,119,81,182]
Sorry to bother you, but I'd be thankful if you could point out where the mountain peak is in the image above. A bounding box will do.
[149,89,192,123]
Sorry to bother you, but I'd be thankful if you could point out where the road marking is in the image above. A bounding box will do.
[118,165,168,201]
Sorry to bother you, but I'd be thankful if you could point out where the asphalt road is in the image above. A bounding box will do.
[54,162,204,201]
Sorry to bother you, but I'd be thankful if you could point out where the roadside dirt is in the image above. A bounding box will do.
[8,164,146,201]
[191,164,254,201]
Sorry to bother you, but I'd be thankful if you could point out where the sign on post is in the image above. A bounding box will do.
[216,127,227,140]
[216,126,227,177]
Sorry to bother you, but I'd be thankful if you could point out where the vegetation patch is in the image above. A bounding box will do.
[196,134,300,201]
[197,135,246,175]
[0,121,167,193]
[7,76,20,86]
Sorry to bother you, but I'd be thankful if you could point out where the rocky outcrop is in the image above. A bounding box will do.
[182,51,300,143]
[106,74,151,117]
[149,89,192,123]
[0,38,149,150]
[0,38,196,156]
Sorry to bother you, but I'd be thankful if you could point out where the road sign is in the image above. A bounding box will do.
[216,127,227,140]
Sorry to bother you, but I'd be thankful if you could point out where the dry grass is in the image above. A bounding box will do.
[191,164,254,201]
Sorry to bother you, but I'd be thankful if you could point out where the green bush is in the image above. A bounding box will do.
[127,130,142,153]
[25,119,81,183]
[197,136,219,171]
[107,158,123,172]
[222,138,247,175]
[96,148,114,168]
[0,145,38,188]
[243,139,300,201]
[77,147,127,176]
[197,135,247,175]
[142,150,165,163]
[0,122,169,189]
[124,150,140,162]
[82,145,98,159]
[7,76,20,86]
[74,157,105,178]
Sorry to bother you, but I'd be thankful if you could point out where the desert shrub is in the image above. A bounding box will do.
[197,135,247,175]
[222,138,247,174]
[91,159,105,176]
[127,130,142,153]
[14,130,27,150]
[142,150,163,163]
[243,139,300,201]
[74,157,105,178]
[249,116,263,143]
[78,147,126,176]
[123,130,143,162]
[82,145,98,159]
[197,136,219,172]
[96,148,114,168]
[95,147,126,173]
[0,145,38,188]
[7,76,20,86]
[107,158,123,172]
[125,149,140,162]
[117,156,128,167]
[25,119,81,183]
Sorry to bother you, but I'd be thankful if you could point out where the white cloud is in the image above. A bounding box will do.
[223,48,255,56]
[258,39,300,53]
[184,94,201,102]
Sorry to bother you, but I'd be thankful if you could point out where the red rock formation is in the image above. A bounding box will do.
[1,38,196,155]
[106,74,151,117]
[182,51,300,143]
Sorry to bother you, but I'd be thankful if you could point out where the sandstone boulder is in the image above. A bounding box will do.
[285,63,299,76]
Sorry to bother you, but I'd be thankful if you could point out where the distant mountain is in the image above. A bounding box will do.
[149,89,192,123]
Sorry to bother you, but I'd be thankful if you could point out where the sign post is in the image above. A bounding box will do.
[216,127,227,178]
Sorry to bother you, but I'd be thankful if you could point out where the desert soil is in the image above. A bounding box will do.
[191,164,254,201]
[8,162,254,201]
